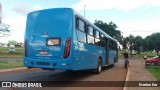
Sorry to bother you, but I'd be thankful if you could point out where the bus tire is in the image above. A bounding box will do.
[66,70,74,72]
[96,59,102,74]
[27,67,32,69]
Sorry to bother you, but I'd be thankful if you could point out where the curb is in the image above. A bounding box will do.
[0,67,27,73]
[123,63,131,90]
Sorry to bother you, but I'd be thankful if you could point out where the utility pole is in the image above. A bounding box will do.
[84,5,86,18]
[0,2,2,23]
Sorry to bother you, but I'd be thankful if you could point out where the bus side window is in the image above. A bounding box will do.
[100,33,104,40]
[99,33,105,47]
[76,17,79,29]
[76,30,86,43]
[76,17,85,32]
[88,26,93,36]
[79,19,85,32]
[76,17,86,43]
[87,25,94,44]
[95,30,99,38]
[108,39,117,50]
[95,30,100,46]
[84,23,88,33]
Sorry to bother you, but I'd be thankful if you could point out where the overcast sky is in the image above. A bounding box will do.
[0,0,160,43]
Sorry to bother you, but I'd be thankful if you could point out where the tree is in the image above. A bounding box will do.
[122,35,143,56]
[150,33,160,55]
[8,40,17,45]
[94,20,123,44]
[122,38,128,50]
[124,35,135,56]
[134,36,143,54]
[143,36,154,51]
[0,23,11,37]
[143,33,160,55]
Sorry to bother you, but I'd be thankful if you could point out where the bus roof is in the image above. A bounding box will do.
[28,8,73,15]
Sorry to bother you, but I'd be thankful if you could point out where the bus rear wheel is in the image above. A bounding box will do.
[96,59,102,74]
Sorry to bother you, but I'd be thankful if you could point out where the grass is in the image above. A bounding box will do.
[146,66,160,81]
[0,47,23,57]
[0,47,23,52]
[118,50,157,58]
[132,52,157,58]
[0,60,23,69]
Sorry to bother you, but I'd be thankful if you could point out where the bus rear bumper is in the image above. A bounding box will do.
[23,57,73,70]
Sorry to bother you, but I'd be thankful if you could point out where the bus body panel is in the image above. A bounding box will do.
[25,8,73,59]
[72,41,106,70]
[108,50,117,64]
[24,8,75,70]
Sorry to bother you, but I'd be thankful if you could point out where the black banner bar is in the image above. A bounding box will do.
[0,81,160,87]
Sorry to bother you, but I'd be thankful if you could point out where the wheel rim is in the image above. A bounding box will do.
[98,63,102,72]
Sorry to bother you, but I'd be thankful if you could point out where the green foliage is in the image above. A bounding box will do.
[94,20,123,44]
[134,36,143,54]
[0,23,11,37]
[128,35,135,55]
[118,50,157,58]
[0,51,23,57]
[143,36,154,51]
[0,47,23,57]
[122,32,160,55]
[0,60,23,69]
[122,35,136,56]
[147,66,160,81]
[144,33,160,55]
[122,38,127,50]
[8,40,17,45]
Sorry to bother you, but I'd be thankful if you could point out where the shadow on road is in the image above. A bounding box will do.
[24,65,115,82]
[17,65,116,87]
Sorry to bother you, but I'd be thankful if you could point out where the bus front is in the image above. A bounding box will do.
[24,8,74,70]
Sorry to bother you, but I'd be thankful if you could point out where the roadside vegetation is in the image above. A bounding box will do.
[131,52,157,58]
[0,47,23,57]
[146,66,160,81]
[118,50,157,58]
[0,60,23,69]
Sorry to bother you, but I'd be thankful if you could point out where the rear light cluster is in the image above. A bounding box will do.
[24,40,28,57]
[63,37,71,59]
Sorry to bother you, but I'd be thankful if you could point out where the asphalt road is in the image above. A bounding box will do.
[0,59,127,90]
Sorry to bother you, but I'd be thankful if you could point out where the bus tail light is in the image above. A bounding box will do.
[24,40,28,57]
[63,37,71,59]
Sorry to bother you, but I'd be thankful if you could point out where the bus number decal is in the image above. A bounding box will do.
[49,47,60,51]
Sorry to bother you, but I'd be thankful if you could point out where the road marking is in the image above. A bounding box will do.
[123,63,131,90]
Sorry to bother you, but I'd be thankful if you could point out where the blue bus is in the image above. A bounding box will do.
[24,8,118,74]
